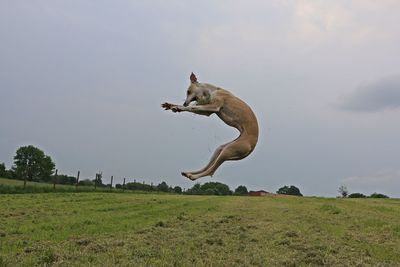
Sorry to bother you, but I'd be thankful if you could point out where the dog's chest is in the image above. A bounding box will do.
[217,105,242,130]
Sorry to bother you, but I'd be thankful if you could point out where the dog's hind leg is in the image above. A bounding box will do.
[183,138,253,180]
[181,137,239,178]
[181,144,225,178]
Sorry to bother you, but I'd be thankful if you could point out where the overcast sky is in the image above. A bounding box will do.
[1,1,400,197]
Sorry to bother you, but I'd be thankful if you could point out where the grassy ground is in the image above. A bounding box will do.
[0,178,67,187]
[0,178,117,194]
[0,177,78,189]
[0,193,399,266]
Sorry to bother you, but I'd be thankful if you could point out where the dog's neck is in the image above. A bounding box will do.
[198,83,219,91]
[194,83,219,105]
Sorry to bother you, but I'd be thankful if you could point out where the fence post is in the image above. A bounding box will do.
[76,171,80,191]
[94,173,98,190]
[53,169,58,190]
[123,178,126,192]
[23,176,27,190]
[110,176,113,191]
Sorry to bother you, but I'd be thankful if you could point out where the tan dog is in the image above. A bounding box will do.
[162,73,259,180]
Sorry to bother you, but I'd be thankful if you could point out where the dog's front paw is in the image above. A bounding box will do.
[162,102,173,110]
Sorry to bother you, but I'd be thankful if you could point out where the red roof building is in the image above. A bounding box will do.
[248,190,269,196]
[248,190,285,197]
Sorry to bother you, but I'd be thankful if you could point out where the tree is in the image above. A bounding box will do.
[185,182,233,195]
[348,193,366,198]
[57,174,76,185]
[173,186,182,194]
[200,182,232,195]
[234,185,248,195]
[93,173,106,187]
[12,145,55,181]
[214,182,232,195]
[157,181,169,192]
[370,193,389,198]
[338,185,348,198]
[0,163,6,177]
[277,185,303,196]
[186,183,201,195]
[79,179,94,186]
[126,181,153,191]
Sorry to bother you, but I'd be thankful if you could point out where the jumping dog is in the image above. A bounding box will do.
[162,73,259,180]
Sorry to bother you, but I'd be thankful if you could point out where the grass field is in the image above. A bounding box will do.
[0,178,118,194]
[0,178,67,187]
[0,192,399,266]
[0,177,78,189]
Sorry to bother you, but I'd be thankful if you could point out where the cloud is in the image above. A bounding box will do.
[343,169,400,186]
[338,75,400,112]
[2,1,400,197]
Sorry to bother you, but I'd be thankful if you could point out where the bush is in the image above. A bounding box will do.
[277,185,303,196]
[201,182,232,195]
[370,193,389,198]
[186,183,201,195]
[126,181,153,191]
[173,186,182,194]
[157,181,169,192]
[78,179,94,186]
[0,163,13,179]
[234,185,248,195]
[0,163,6,177]
[185,182,232,195]
[348,193,366,198]
[115,184,122,189]
[57,175,76,185]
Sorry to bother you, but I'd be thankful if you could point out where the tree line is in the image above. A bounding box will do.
[338,185,389,198]
[0,145,104,187]
[0,145,253,195]
[1,145,307,196]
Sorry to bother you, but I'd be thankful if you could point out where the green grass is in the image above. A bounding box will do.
[0,178,119,194]
[0,193,399,266]
[0,177,77,189]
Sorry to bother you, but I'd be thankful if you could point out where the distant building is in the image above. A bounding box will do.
[248,190,283,197]
[248,190,269,196]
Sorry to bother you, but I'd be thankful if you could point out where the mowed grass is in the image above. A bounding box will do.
[0,178,83,188]
[0,193,399,266]
[0,178,68,187]
[0,178,118,194]
[0,177,76,189]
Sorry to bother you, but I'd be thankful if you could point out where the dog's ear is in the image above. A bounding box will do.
[190,72,198,83]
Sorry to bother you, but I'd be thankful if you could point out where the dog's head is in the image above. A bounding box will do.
[184,72,210,106]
